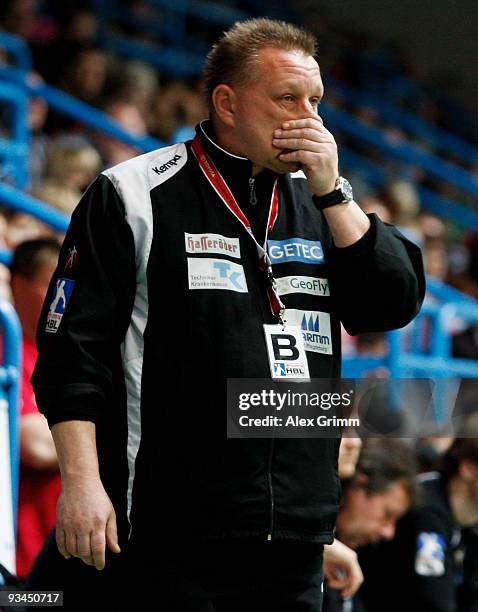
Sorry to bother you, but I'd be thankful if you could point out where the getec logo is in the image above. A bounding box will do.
[188,258,247,293]
[285,309,333,355]
[267,238,324,265]
[152,154,182,175]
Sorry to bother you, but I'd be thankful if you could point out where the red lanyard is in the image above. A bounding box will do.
[191,136,285,323]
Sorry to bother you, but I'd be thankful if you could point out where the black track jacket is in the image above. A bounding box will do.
[32,121,425,553]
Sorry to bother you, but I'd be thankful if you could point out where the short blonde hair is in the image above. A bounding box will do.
[204,18,317,109]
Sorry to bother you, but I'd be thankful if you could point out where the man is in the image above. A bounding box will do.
[359,435,478,612]
[323,439,419,612]
[323,434,364,600]
[10,239,61,579]
[32,18,424,610]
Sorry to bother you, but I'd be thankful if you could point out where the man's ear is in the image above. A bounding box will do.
[211,84,236,127]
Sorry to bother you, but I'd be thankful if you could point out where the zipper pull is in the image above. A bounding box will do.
[249,177,257,206]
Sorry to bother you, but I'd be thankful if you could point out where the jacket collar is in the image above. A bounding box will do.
[195,120,278,208]
[196,119,253,180]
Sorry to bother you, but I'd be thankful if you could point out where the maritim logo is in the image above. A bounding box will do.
[284,309,333,355]
[152,154,182,175]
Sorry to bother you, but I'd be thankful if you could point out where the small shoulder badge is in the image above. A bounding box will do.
[415,532,446,576]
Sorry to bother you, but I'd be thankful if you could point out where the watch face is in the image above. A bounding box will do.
[339,177,353,201]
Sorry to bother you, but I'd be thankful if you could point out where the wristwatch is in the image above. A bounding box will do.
[313,176,353,210]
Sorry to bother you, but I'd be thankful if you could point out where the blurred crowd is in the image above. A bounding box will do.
[1,1,478,609]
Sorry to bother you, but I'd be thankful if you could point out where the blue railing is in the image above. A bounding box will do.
[100,35,205,78]
[0,183,69,231]
[327,76,478,167]
[339,148,478,229]
[0,65,164,152]
[0,31,31,71]
[0,82,30,188]
[0,300,22,535]
[321,102,478,198]
[343,280,478,380]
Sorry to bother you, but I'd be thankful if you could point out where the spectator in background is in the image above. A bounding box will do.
[92,99,147,168]
[44,46,108,135]
[386,178,423,246]
[0,0,53,44]
[28,73,50,190]
[323,439,418,612]
[360,430,478,612]
[335,439,417,550]
[359,195,392,223]
[4,211,53,251]
[34,134,102,215]
[105,59,158,132]
[10,238,61,579]
[323,434,364,601]
[152,80,207,143]
[60,46,108,105]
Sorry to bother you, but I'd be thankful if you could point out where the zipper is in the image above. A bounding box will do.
[266,438,275,541]
[249,177,257,205]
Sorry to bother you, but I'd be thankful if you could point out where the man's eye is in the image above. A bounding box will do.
[282,95,294,103]
[310,98,320,107]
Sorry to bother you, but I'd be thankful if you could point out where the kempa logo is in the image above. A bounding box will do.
[152,154,182,175]
[285,309,333,355]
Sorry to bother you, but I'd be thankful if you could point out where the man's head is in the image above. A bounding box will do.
[204,19,323,174]
[336,439,418,549]
[10,238,60,340]
[442,432,478,524]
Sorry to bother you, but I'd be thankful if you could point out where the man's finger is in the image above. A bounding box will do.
[90,530,106,570]
[282,117,323,130]
[65,531,79,558]
[273,128,323,142]
[106,514,121,554]
[76,533,93,563]
[55,528,70,559]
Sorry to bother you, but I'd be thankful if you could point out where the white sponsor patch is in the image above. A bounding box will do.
[415,532,446,576]
[284,309,332,355]
[185,232,241,258]
[188,258,247,293]
[276,276,329,297]
[263,324,310,380]
[45,278,75,334]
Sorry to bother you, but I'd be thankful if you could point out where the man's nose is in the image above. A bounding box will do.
[297,99,318,116]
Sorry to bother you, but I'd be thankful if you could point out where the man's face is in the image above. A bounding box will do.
[336,480,410,549]
[230,47,324,174]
